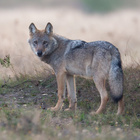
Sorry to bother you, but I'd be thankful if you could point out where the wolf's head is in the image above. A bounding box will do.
[28,22,57,57]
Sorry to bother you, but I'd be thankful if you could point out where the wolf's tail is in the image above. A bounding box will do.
[109,46,123,103]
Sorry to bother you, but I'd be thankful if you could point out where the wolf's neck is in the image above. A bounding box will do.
[41,34,70,68]
[53,34,71,47]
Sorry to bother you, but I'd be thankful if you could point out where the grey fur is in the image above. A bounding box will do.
[28,23,124,114]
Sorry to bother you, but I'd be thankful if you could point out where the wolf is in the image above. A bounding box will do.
[28,22,124,115]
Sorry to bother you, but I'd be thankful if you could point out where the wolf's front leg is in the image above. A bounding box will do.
[65,74,77,111]
[50,72,66,111]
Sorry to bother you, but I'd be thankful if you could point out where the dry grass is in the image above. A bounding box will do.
[0,8,140,78]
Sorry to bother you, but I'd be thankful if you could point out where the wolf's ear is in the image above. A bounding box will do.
[45,22,53,35]
[29,23,37,35]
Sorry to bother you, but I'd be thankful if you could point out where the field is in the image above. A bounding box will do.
[0,5,140,140]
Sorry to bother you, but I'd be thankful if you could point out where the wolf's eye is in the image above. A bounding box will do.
[43,41,48,46]
[33,40,38,45]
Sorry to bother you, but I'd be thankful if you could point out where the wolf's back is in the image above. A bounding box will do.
[109,46,123,102]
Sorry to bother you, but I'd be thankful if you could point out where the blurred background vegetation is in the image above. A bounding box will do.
[0,0,140,13]
[81,0,140,12]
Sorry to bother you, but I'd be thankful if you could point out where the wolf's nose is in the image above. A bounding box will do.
[37,51,42,57]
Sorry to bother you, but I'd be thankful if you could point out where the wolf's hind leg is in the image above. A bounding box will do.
[93,76,108,114]
[65,74,77,111]
[117,97,124,115]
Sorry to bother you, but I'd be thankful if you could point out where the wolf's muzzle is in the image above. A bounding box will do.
[37,51,42,57]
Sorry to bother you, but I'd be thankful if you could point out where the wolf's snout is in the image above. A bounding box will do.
[37,51,42,57]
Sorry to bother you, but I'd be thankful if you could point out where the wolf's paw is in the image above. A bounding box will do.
[64,108,71,111]
[64,107,76,112]
[47,107,59,111]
